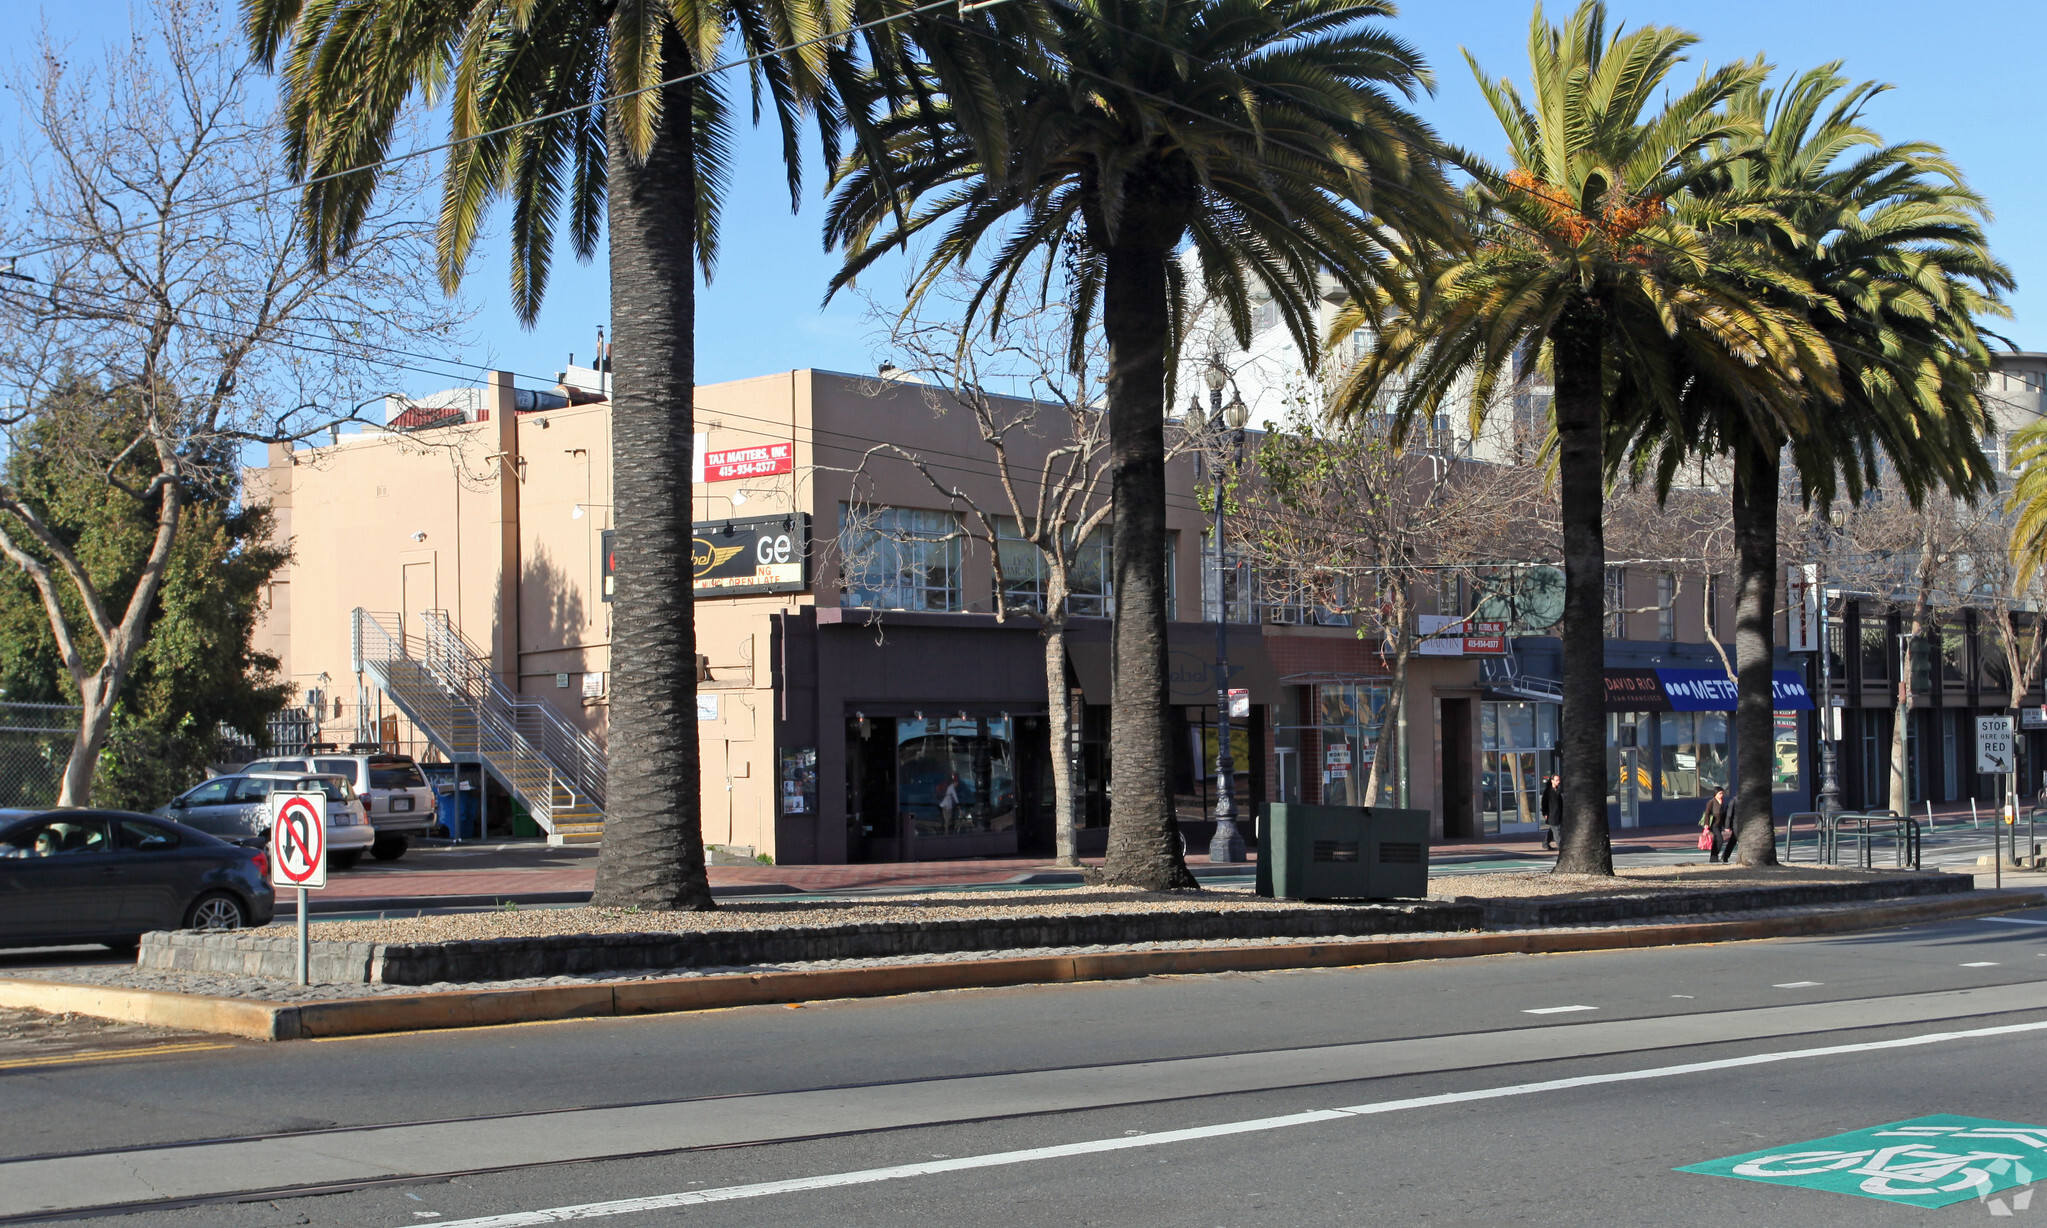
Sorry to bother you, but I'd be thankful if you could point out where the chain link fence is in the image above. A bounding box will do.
[0,702,80,809]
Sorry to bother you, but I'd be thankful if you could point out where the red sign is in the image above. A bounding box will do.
[1463,620,1508,655]
[702,443,793,482]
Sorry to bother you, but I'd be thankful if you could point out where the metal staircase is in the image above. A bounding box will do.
[352,608,606,845]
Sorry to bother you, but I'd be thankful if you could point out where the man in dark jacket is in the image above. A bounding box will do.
[1539,775,1561,851]
[1701,787,1734,863]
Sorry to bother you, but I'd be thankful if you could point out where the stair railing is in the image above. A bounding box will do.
[416,610,608,811]
[352,608,581,827]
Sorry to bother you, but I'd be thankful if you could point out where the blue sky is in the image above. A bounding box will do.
[9,0,2043,398]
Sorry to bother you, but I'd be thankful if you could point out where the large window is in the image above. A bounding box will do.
[994,518,1111,617]
[838,506,962,612]
[1317,683,1390,806]
[1656,573,1677,641]
[895,716,1016,838]
[1482,701,1555,834]
[1859,616,1890,680]
[1201,540,1258,624]
[1605,568,1628,638]
[1656,711,1730,799]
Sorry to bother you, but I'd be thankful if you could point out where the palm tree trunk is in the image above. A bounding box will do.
[1730,430,1781,866]
[592,65,713,910]
[1099,230,1196,891]
[1551,299,1614,875]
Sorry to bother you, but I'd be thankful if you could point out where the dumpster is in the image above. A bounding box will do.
[421,764,481,839]
[1255,804,1430,900]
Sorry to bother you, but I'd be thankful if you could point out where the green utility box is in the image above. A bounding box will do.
[1254,804,1431,900]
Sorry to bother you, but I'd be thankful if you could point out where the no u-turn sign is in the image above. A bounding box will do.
[269,791,328,889]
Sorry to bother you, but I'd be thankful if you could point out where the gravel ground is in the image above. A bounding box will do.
[1436,864,1940,901]
[284,866,1936,947]
[301,886,1376,945]
[8,894,1970,1005]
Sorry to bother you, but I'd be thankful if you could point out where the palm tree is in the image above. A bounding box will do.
[1328,0,1820,875]
[1614,66,2008,861]
[244,0,844,909]
[823,0,1453,889]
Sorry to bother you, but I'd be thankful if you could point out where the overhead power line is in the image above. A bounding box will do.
[3,0,1011,266]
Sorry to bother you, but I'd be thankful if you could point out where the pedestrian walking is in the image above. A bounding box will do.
[1700,787,1735,863]
[1539,774,1561,851]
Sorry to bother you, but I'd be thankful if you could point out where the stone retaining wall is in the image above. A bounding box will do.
[1465,873,1969,927]
[138,902,1482,985]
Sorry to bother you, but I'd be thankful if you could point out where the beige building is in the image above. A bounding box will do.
[251,364,1818,860]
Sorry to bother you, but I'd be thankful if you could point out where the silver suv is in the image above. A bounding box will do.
[158,772,376,870]
[240,753,436,861]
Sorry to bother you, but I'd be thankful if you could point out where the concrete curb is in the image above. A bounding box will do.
[5,890,2039,1043]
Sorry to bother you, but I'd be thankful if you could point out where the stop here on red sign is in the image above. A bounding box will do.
[703,443,792,481]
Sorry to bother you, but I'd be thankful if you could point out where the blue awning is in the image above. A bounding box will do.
[1656,667,1812,712]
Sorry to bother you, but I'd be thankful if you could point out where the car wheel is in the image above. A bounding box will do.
[371,835,408,861]
[184,892,247,931]
[330,850,363,871]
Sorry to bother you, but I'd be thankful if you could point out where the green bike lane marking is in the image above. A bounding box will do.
[1679,1114,2044,1207]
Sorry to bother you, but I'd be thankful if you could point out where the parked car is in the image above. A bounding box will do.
[240,753,435,861]
[157,772,376,870]
[0,808,275,949]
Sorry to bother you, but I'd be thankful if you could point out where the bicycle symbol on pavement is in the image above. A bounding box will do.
[1681,1116,2047,1208]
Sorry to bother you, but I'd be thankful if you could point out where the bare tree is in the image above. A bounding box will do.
[1826,489,1979,812]
[844,282,1196,864]
[1233,386,1556,807]
[0,1,459,804]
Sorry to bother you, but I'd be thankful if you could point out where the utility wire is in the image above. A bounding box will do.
[2,0,1011,267]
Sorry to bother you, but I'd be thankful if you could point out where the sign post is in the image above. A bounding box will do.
[268,790,327,985]
[1978,715,2014,890]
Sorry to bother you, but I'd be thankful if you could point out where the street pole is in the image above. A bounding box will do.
[297,886,309,986]
[1206,360,1248,864]
[1816,580,1842,817]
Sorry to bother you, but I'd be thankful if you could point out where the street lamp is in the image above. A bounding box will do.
[1207,364,1251,865]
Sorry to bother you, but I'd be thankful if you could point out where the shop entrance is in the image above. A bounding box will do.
[1441,698,1474,838]
[845,715,900,862]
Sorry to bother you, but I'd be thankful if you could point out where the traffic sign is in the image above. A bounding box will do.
[269,791,328,889]
[1976,716,2014,775]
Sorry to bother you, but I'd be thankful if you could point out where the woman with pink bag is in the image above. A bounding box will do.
[1698,787,1734,863]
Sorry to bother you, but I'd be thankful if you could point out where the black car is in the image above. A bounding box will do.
[0,808,277,950]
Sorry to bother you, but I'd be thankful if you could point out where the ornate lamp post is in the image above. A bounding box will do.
[1203,358,1251,863]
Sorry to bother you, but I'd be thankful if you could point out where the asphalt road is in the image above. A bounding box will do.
[3,901,2045,1225]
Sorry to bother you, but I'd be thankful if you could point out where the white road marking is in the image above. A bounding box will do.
[1960,962,2001,968]
[415,1019,2047,1228]
[1979,916,2047,927]
[1773,981,1824,988]
[1522,1005,1596,1015]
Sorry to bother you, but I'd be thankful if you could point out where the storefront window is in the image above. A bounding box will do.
[1656,712,1729,799]
[1317,683,1389,806]
[896,716,1016,837]
[1772,714,1801,792]
[1481,700,1555,833]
